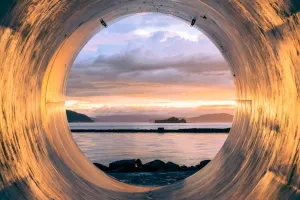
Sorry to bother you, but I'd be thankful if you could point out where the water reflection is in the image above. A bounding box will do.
[72,133,228,166]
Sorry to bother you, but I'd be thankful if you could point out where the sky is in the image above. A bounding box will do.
[66,13,235,118]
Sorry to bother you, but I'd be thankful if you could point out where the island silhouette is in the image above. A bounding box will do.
[155,117,187,123]
[66,110,233,123]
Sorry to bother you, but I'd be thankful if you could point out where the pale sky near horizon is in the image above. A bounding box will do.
[66,13,235,118]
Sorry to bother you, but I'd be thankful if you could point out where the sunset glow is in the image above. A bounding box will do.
[66,100,236,110]
[66,13,235,118]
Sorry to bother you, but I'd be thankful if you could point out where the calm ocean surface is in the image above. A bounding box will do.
[71,123,230,166]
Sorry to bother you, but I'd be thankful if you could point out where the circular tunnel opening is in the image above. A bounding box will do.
[65,13,235,186]
[1,0,299,199]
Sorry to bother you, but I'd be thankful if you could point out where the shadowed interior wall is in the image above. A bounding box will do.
[0,0,299,199]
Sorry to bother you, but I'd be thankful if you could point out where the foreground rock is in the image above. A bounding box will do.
[93,163,109,172]
[109,159,136,170]
[196,160,211,170]
[143,160,166,171]
[94,159,211,173]
[165,162,181,171]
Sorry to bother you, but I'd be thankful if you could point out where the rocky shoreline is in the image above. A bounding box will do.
[94,159,211,186]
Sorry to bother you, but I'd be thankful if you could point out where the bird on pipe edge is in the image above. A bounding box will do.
[100,19,108,28]
[191,17,197,27]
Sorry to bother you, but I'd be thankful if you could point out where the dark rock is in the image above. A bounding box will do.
[196,160,211,170]
[109,159,136,170]
[93,163,109,172]
[95,159,209,174]
[136,159,143,167]
[181,165,188,170]
[112,167,135,173]
[143,160,166,171]
[134,166,147,172]
[110,166,146,173]
[187,166,197,171]
[165,162,181,171]
[110,167,134,173]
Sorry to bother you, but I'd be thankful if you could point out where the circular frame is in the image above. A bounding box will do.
[0,1,299,199]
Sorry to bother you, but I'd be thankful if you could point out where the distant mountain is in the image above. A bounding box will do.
[94,115,167,122]
[155,117,187,123]
[66,110,94,123]
[186,113,233,123]
[93,113,233,123]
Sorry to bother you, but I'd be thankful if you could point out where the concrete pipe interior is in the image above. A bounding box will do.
[0,0,300,199]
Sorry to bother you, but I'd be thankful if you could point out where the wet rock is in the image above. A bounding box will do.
[110,167,135,173]
[143,160,166,171]
[93,163,109,172]
[187,166,197,171]
[196,160,211,170]
[96,159,210,173]
[135,166,147,172]
[110,167,126,173]
[136,159,143,167]
[109,159,136,171]
[165,162,180,171]
[181,165,188,170]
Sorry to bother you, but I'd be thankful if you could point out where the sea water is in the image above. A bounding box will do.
[71,122,230,166]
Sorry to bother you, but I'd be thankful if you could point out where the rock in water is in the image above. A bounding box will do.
[181,165,188,170]
[165,162,181,171]
[196,160,211,170]
[143,160,166,171]
[136,159,143,167]
[109,159,136,170]
[93,163,109,172]
[187,166,197,171]
[95,159,210,173]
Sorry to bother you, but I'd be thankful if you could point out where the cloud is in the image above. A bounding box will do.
[67,58,232,97]
[66,13,235,116]
[66,101,235,118]
[67,33,232,98]
[77,13,206,59]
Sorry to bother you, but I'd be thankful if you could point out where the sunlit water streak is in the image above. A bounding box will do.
[69,122,232,130]
[71,123,229,166]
